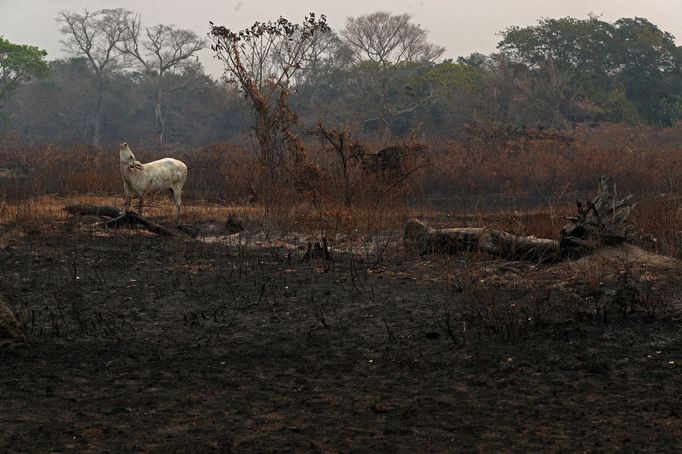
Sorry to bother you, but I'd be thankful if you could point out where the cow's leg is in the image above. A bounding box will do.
[171,187,182,223]
[123,182,131,212]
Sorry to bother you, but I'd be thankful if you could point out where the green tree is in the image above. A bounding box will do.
[497,16,616,127]
[0,36,48,107]
[497,16,682,126]
[459,53,528,123]
[498,16,615,79]
[612,17,680,124]
[392,60,485,135]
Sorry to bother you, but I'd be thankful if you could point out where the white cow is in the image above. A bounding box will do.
[119,143,188,222]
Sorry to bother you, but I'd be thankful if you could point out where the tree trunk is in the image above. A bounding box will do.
[343,164,352,207]
[93,73,104,148]
[404,218,560,262]
[155,79,165,147]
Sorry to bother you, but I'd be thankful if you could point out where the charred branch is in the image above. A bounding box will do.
[64,204,193,237]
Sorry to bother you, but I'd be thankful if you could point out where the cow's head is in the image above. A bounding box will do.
[119,142,137,164]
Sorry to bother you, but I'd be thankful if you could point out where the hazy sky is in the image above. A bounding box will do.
[1,0,680,78]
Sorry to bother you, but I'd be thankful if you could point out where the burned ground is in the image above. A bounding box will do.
[1,211,681,452]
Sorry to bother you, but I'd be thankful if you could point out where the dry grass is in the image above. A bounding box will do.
[1,188,680,264]
[2,123,682,253]
[0,194,261,226]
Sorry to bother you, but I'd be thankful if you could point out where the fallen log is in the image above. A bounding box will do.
[64,204,122,218]
[104,212,178,236]
[405,177,641,262]
[405,218,560,262]
[64,204,189,237]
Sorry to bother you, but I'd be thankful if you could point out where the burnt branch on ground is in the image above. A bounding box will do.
[64,204,196,237]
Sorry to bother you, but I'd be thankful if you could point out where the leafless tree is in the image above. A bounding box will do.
[209,14,330,171]
[291,30,343,102]
[341,11,445,67]
[340,12,445,138]
[57,9,130,147]
[118,14,206,146]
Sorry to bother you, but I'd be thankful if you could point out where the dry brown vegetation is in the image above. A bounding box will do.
[1,125,682,451]
[4,122,682,206]
[4,123,682,251]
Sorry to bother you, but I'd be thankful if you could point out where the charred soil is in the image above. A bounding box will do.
[1,214,681,452]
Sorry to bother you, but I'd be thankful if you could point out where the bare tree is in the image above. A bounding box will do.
[57,9,130,147]
[118,14,206,146]
[341,11,445,67]
[313,124,355,207]
[209,14,330,171]
[292,30,343,102]
[340,12,445,138]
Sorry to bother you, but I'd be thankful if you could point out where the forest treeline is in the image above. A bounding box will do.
[1,11,681,147]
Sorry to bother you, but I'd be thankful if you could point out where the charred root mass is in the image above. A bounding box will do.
[560,176,638,256]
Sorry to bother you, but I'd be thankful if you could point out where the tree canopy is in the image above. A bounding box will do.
[1,13,682,145]
[0,36,48,106]
[498,16,682,125]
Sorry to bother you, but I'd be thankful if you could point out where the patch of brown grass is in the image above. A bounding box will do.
[2,123,682,246]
